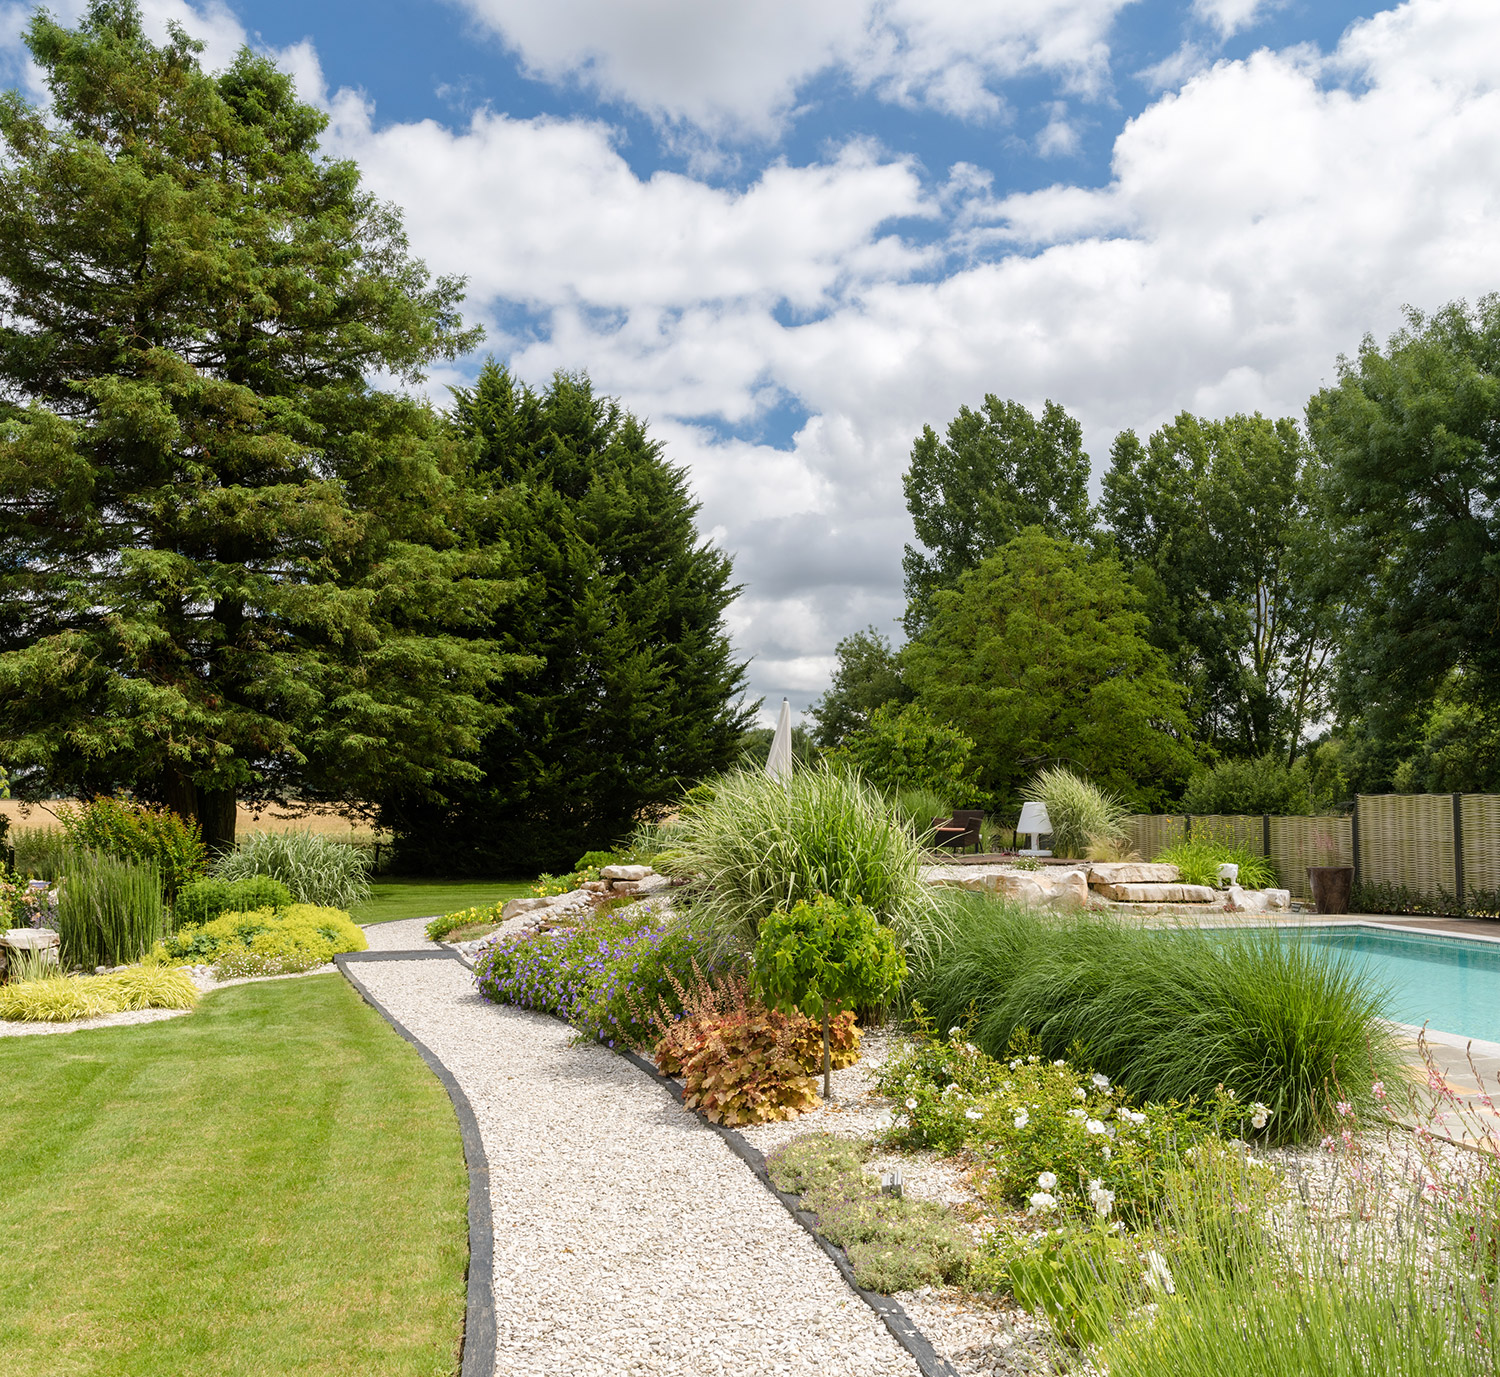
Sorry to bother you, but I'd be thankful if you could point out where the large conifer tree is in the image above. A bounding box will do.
[0,3,523,848]
[384,364,752,874]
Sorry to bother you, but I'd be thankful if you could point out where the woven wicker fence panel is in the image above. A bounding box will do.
[1127,815,1186,859]
[1460,795,1500,895]
[1187,815,1264,851]
[1358,795,1454,897]
[1270,816,1352,900]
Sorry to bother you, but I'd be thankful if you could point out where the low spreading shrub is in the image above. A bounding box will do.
[58,796,207,900]
[673,1001,820,1125]
[55,849,168,969]
[1156,830,1277,889]
[0,964,198,1022]
[211,830,372,910]
[426,901,507,941]
[660,762,936,960]
[153,904,366,971]
[1021,766,1130,858]
[904,894,1401,1145]
[173,876,294,929]
[767,1132,973,1292]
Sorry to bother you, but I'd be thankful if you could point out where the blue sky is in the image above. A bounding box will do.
[3,0,1498,722]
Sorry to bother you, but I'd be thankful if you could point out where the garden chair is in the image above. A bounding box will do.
[931,810,983,854]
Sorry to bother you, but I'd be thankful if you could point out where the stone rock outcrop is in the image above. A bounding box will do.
[1226,884,1291,913]
[600,864,653,882]
[499,896,551,922]
[1092,882,1218,904]
[923,864,1088,911]
[1086,862,1179,886]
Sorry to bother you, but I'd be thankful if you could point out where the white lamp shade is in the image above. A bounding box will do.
[1017,801,1052,835]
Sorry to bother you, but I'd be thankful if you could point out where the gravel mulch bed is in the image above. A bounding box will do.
[352,956,922,1377]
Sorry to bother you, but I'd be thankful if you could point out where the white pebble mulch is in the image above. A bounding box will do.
[351,955,922,1377]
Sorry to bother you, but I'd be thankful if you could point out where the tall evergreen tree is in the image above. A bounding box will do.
[0,3,520,849]
[384,364,752,874]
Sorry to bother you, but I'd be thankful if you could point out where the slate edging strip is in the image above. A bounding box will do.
[335,952,496,1377]
[622,1049,961,1377]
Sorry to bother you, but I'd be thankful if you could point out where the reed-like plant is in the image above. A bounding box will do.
[905,894,1401,1144]
[55,849,167,970]
[1021,766,1130,858]
[660,763,938,960]
[211,829,372,910]
[1156,826,1278,888]
[893,786,951,843]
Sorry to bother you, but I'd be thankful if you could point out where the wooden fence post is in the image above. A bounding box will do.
[1262,814,1270,858]
[1453,793,1465,917]
[1350,798,1360,889]
[1183,814,1192,839]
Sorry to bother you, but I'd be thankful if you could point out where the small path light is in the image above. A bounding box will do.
[1017,801,1053,857]
[880,1169,904,1199]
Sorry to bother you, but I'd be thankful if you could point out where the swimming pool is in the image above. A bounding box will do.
[1281,924,1500,1044]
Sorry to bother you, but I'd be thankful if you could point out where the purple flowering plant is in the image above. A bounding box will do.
[472,902,731,1049]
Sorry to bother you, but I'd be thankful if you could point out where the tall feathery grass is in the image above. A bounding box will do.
[906,894,1400,1144]
[1021,766,1130,858]
[660,763,938,959]
[55,850,168,970]
[893,786,951,844]
[211,829,372,910]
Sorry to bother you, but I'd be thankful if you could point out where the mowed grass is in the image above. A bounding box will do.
[355,877,538,926]
[0,976,468,1377]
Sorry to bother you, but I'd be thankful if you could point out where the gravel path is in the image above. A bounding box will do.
[350,954,922,1377]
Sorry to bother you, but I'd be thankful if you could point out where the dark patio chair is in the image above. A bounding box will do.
[931,810,983,854]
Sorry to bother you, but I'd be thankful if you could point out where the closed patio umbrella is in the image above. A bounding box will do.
[765,697,793,782]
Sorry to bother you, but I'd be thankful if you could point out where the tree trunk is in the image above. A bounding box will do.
[198,788,237,856]
[822,1009,831,1102]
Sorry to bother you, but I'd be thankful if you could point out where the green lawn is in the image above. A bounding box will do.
[0,976,468,1377]
[355,877,538,925]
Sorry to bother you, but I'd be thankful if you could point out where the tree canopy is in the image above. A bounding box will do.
[383,363,752,874]
[1308,297,1500,787]
[902,397,1094,633]
[806,626,912,749]
[903,529,1196,808]
[0,2,516,849]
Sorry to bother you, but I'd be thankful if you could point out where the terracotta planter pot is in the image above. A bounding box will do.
[1307,865,1354,915]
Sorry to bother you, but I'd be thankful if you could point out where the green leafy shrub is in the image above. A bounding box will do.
[56,849,167,969]
[153,904,366,969]
[1155,832,1277,888]
[661,762,936,959]
[574,850,620,871]
[59,796,206,900]
[1179,754,1314,816]
[174,876,294,929]
[1021,766,1129,858]
[834,701,977,798]
[767,1132,973,1292]
[755,893,906,1095]
[211,829,372,910]
[904,894,1401,1145]
[0,963,198,1022]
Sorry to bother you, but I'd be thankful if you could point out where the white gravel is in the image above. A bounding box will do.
[359,916,439,950]
[350,957,923,1377]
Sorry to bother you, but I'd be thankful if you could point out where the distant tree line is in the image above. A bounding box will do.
[811,295,1500,817]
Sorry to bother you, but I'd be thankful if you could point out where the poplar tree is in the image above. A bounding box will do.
[0,3,521,849]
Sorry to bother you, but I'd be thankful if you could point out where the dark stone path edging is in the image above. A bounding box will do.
[339,945,958,1377]
[335,951,496,1377]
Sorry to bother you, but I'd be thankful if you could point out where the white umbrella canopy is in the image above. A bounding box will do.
[765,697,793,782]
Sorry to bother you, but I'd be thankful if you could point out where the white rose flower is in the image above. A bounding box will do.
[1027,1191,1057,1214]
[965,1108,983,1121]
[1251,1102,1271,1130]
[1085,1119,1107,1135]
[1091,1072,1110,1089]
[1088,1180,1116,1217]
[1068,1108,1087,1120]
[949,1027,963,1038]
[1073,1087,1087,1100]
[905,1097,918,1110]
[1053,1059,1067,1067]
[1014,1109,1030,1130]
[1037,1171,1058,1190]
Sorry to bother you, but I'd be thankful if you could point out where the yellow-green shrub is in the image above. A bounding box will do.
[153,904,367,968]
[0,965,200,1022]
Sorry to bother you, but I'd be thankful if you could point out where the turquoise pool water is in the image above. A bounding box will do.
[1282,925,1500,1043]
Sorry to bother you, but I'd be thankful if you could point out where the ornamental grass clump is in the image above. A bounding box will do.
[0,963,198,1021]
[1022,766,1130,858]
[1156,827,1277,889]
[660,762,936,960]
[55,848,168,969]
[905,894,1401,1144]
[211,829,372,910]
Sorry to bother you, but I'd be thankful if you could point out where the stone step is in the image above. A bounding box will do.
[1086,862,1179,885]
[1092,881,1219,904]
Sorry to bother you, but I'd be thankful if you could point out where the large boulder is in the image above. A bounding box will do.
[601,864,653,882]
[499,896,552,922]
[1226,884,1292,913]
[925,865,1088,911]
[612,873,673,897]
